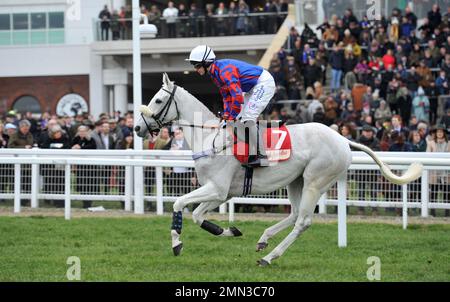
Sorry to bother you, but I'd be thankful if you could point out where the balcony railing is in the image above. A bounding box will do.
[94,12,288,41]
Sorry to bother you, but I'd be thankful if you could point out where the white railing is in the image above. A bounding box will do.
[1,149,449,247]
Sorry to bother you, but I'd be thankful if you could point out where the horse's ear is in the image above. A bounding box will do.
[162,73,172,88]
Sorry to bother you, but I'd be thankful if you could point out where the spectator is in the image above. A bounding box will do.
[409,130,427,152]
[98,5,111,41]
[440,109,450,131]
[163,1,178,38]
[357,124,381,215]
[426,124,450,217]
[303,58,322,89]
[428,4,442,31]
[307,98,323,122]
[40,124,70,207]
[374,100,392,121]
[117,131,133,149]
[8,120,34,149]
[109,119,124,148]
[148,5,162,36]
[339,123,355,141]
[0,123,9,148]
[330,44,344,92]
[110,10,121,40]
[436,70,449,95]
[215,2,228,36]
[163,128,191,196]
[412,87,430,123]
[71,125,97,208]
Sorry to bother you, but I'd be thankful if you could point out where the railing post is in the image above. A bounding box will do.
[14,164,21,213]
[31,160,39,208]
[229,199,235,223]
[124,161,132,211]
[64,164,71,220]
[421,170,429,218]
[337,177,347,248]
[402,184,408,230]
[156,166,163,215]
[319,193,326,214]
[134,165,144,214]
[219,203,227,214]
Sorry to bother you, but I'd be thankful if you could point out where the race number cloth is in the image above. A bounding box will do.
[233,125,292,164]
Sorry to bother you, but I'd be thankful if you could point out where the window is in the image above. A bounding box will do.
[13,96,42,114]
[49,12,64,28]
[13,13,28,30]
[0,14,10,30]
[1,12,65,46]
[31,13,46,29]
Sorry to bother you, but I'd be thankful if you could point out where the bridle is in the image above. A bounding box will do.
[139,84,231,160]
[140,84,220,132]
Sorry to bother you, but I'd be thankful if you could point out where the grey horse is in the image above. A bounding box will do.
[134,73,423,266]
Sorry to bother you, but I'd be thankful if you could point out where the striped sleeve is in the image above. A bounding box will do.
[220,65,244,120]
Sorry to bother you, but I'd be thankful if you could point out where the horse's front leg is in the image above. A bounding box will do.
[171,182,225,256]
[192,201,243,237]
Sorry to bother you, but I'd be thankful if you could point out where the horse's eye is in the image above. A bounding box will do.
[155,99,162,104]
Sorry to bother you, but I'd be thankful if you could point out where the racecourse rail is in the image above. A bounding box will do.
[0,149,449,247]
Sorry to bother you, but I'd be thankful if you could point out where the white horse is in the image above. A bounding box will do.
[135,73,423,266]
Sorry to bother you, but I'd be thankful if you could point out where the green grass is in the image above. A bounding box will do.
[0,216,449,282]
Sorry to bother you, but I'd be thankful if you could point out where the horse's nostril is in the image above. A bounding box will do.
[134,126,140,132]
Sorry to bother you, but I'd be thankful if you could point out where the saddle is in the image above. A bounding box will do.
[231,122,292,196]
[232,123,292,165]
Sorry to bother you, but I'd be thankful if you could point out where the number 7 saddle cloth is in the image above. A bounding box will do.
[232,125,292,165]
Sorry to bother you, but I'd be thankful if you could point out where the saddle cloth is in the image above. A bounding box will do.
[233,125,292,164]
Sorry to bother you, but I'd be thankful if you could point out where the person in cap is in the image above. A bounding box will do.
[109,118,124,145]
[186,45,276,167]
[356,121,381,216]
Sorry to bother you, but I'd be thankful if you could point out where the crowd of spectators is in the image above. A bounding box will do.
[97,0,288,40]
[267,4,450,151]
[265,3,450,216]
[0,110,198,209]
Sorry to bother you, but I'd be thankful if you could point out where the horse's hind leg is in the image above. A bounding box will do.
[257,183,318,266]
[258,172,340,266]
[193,201,243,237]
[256,177,303,252]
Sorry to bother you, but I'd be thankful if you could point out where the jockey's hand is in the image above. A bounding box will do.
[219,120,227,129]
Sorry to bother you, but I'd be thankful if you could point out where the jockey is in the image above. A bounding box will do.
[186,45,276,167]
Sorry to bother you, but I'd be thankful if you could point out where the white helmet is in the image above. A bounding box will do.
[185,45,216,65]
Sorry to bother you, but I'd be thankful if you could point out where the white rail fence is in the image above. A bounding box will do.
[1,149,449,247]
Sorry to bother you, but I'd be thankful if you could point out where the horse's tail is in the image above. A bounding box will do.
[348,141,423,185]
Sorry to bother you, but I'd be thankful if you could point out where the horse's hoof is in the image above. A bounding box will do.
[172,243,183,256]
[257,259,270,267]
[256,242,268,252]
[229,226,243,237]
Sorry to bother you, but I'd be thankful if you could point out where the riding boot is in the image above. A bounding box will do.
[245,120,269,167]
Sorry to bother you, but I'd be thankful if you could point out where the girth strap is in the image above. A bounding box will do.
[243,166,254,197]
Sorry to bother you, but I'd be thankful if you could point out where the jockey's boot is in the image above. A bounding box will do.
[245,120,269,168]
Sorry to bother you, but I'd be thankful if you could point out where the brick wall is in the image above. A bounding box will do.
[0,75,89,115]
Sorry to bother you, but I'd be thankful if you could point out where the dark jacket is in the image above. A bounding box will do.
[71,136,97,149]
[7,131,34,148]
[358,135,380,151]
[329,50,344,70]
[40,135,71,149]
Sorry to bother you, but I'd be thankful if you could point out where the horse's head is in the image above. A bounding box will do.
[135,73,179,137]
